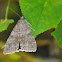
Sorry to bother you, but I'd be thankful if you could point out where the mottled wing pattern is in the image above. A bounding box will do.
[3,17,37,55]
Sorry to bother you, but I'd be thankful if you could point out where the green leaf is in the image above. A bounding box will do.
[52,21,62,48]
[0,19,14,32]
[19,0,62,37]
[8,53,21,60]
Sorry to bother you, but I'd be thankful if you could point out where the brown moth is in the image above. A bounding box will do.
[3,16,37,55]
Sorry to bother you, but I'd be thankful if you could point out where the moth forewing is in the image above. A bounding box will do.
[3,17,37,55]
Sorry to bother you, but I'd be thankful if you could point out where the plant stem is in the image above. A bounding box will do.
[5,0,10,20]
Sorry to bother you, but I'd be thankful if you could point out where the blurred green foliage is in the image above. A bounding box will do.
[0,19,14,32]
[0,0,14,32]
[52,20,62,48]
[7,53,21,60]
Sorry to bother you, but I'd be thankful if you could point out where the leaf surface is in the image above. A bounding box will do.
[52,21,62,48]
[19,0,62,37]
[0,19,14,32]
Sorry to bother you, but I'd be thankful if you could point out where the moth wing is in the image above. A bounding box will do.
[17,19,37,52]
[3,18,37,55]
[3,20,20,54]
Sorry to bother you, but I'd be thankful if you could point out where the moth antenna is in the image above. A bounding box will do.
[9,8,32,26]
[9,8,21,18]
[9,8,34,31]
[30,27,35,31]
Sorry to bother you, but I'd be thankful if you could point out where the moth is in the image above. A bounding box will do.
[3,16,37,55]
